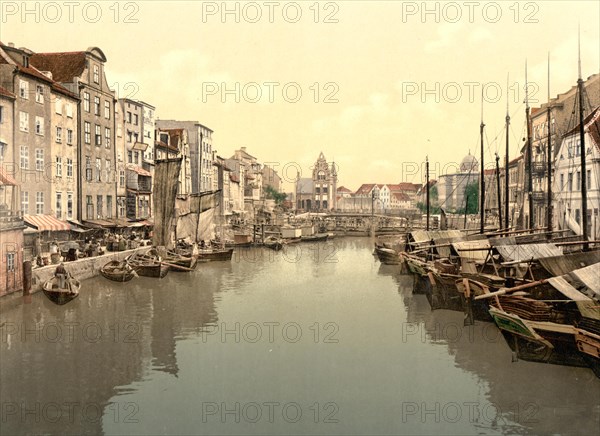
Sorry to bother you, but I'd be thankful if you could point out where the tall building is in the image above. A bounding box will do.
[156,120,213,193]
[30,47,117,221]
[295,152,337,211]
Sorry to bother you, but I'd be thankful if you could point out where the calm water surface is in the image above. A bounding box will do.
[1,238,599,435]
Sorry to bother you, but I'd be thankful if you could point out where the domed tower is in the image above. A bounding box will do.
[460,152,479,173]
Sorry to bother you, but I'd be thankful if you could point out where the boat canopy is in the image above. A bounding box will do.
[451,240,490,263]
[495,243,563,262]
[538,251,600,276]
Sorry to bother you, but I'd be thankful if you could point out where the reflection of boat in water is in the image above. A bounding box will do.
[100,260,138,282]
[43,274,80,305]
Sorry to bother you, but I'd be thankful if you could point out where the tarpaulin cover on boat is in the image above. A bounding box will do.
[495,243,563,262]
[451,240,491,263]
[409,230,463,245]
[547,263,600,320]
[538,251,600,276]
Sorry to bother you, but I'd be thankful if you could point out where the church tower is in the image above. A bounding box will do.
[311,152,335,210]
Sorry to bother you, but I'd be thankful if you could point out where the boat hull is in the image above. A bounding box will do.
[197,248,234,262]
[42,276,80,305]
[100,261,137,282]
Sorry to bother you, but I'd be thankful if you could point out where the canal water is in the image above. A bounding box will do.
[1,238,599,435]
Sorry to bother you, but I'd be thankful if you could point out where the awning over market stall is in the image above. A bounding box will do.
[24,214,71,232]
[82,219,116,228]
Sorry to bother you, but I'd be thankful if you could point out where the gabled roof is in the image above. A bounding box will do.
[29,51,87,83]
[337,186,352,193]
[355,184,377,195]
[392,192,411,202]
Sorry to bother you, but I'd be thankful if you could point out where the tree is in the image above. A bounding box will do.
[264,185,287,204]
[456,181,479,214]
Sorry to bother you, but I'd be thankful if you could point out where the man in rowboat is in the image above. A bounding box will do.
[54,263,67,289]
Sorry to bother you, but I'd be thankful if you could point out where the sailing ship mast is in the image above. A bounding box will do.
[577,30,589,250]
[546,53,553,232]
[505,74,510,230]
[426,156,430,231]
[479,91,485,234]
[496,153,502,229]
[525,60,535,231]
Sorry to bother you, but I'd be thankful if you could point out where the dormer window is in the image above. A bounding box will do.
[93,65,99,84]
[23,56,29,68]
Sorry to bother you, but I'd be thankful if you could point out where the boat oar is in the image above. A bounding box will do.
[159,261,195,272]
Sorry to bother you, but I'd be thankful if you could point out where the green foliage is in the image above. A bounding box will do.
[416,202,441,214]
[455,181,479,214]
[264,185,287,204]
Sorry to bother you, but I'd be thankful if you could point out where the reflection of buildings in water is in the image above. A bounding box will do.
[398,280,600,435]
[0,282,152,435]
[0,270,223,435]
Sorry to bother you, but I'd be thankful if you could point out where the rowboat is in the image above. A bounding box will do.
[42,275,80,305]
[300,233,329,242]
[197,248,234,262]
[263,236,283,251]
[100,260,138,282]
[127,252,170,278]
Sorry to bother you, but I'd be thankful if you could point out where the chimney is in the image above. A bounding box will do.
[7,42,15,48]
[41,71,53,80]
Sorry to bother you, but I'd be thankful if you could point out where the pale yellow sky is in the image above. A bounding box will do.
[2,1,599,192]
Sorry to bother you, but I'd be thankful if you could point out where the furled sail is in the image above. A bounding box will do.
[153,158,182,248]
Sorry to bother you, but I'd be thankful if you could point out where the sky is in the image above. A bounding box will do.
[2,1,599,192]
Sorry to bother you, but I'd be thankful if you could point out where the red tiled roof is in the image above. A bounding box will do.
[392,192,411,202]
[126,164,152,177]
[337,186,352,193]
[0,86,15,99]
[29,52,87,83]
[355,183,376,195]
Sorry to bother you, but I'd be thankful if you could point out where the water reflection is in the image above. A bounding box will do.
[381,262,600,435]
[0,238,598,435]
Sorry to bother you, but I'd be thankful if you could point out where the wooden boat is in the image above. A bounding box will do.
[263,236,283,251]
[100,260,138,282]
[162,250,198,272]
[197,248,234,262]
[42,274,80,305]
[127,252,169,278]
[374,246,402,265]
[301,233,329,242]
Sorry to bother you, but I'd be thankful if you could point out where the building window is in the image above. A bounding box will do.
[83,92,90,112]
[35,117,44,135]
[85,156,92,181]
[106,195,113,218]
[95,125,101,146]
[0,141,5,161]
[67,192,73,219]
[119,169,125,187]
[35,149,44,171]
[84,122,91,144]
[66,103,73,118]
[96,195,103,218]
[127,111,132,123]
[134,151,139,164]
[0,105,3,123]
[7,252,15,272]
[104,101,110,119]
[576,171,581,191]
[118,198,126,217]
[21,191,29,213]
[105,127,111,148]
[94,96,100,115]
[20,145,29,169]
[67,129,73,145]
[19,111,29,132]
[105,159,112,182]
[127,151,132,163]
[56,156,62,177]
[93,64,99,84]
[56,126,62,143]
[575,208,581,224]
[35,85,44,103]
[56,192,62,219]
[587,170,592,189]
[86,195,93,219]
[568,173,573,191]
[67,158,73,178]
[55,97,62,114]
[36,192,44,214]
[19,80,29,99]
[95,158,102,182]
[134,114,138,125]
